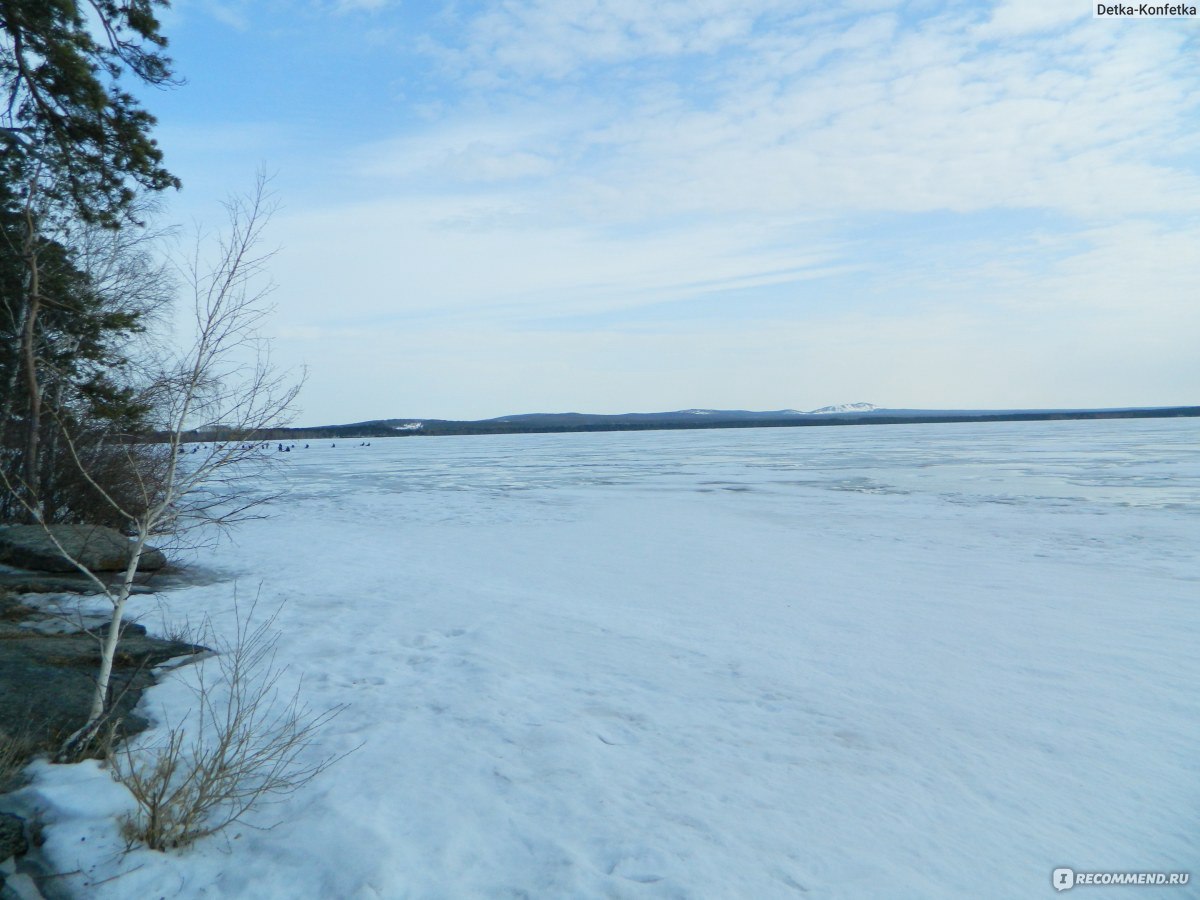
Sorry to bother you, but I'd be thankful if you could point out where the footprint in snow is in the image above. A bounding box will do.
[408,628,467,649]
[587,706,646,746]
[606,849,668,884]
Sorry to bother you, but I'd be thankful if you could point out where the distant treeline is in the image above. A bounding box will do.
[175,405,1200,442]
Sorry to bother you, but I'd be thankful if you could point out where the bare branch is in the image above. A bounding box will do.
[115,593,351,849]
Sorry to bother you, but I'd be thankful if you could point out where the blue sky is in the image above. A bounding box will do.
[146,0,1199,423]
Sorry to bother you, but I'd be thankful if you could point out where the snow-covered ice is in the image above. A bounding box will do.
[12,418,1199,898]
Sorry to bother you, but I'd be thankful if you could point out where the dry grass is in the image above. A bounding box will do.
[0,727,37,793]
[113,597,348,850]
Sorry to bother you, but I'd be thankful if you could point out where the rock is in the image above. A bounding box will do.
[0,814,25,863]
[0,630,204,750]
[0,871,43,900]
[0,526,166,574]
[0,572,156,596]
[0,596,205,757]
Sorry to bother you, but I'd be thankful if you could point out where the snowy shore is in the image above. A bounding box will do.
[10,418,1199,898]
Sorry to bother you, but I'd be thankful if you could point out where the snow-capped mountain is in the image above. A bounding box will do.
[806,402,879,414]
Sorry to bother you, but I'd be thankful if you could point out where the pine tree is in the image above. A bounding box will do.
[0,0,180,520]
[1,0,180,223]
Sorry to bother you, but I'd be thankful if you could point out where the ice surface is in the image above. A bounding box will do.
[13,418,1199,898]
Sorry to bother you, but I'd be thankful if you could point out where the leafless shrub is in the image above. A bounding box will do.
[37,434,171,532]
[155,608,199,647]
[113,596,348,850]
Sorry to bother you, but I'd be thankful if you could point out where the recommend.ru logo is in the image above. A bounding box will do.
[1052,867,1191,890]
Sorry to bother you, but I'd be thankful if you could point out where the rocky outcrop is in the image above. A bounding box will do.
[0,814,27,865]
[0,594,203,762]
[0,526,166,574]
[0,551,194,897]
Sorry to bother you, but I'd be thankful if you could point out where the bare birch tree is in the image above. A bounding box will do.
[11,176,303,759]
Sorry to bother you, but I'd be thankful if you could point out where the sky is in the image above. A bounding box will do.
[142,0,1199,424]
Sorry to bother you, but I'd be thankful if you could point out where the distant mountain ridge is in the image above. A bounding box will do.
[278,403,1199,439]
[478,403,880,426]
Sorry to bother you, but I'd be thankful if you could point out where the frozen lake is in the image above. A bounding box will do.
[25,417,1200,898]
[277,414,1200,512]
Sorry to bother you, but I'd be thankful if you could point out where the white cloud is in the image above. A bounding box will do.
[351,118,569,186]
[453,0,782,79]
[977,0,1088,38]
[187,0,251,31]
[395,3,1200,224]
[268,193,844,329]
